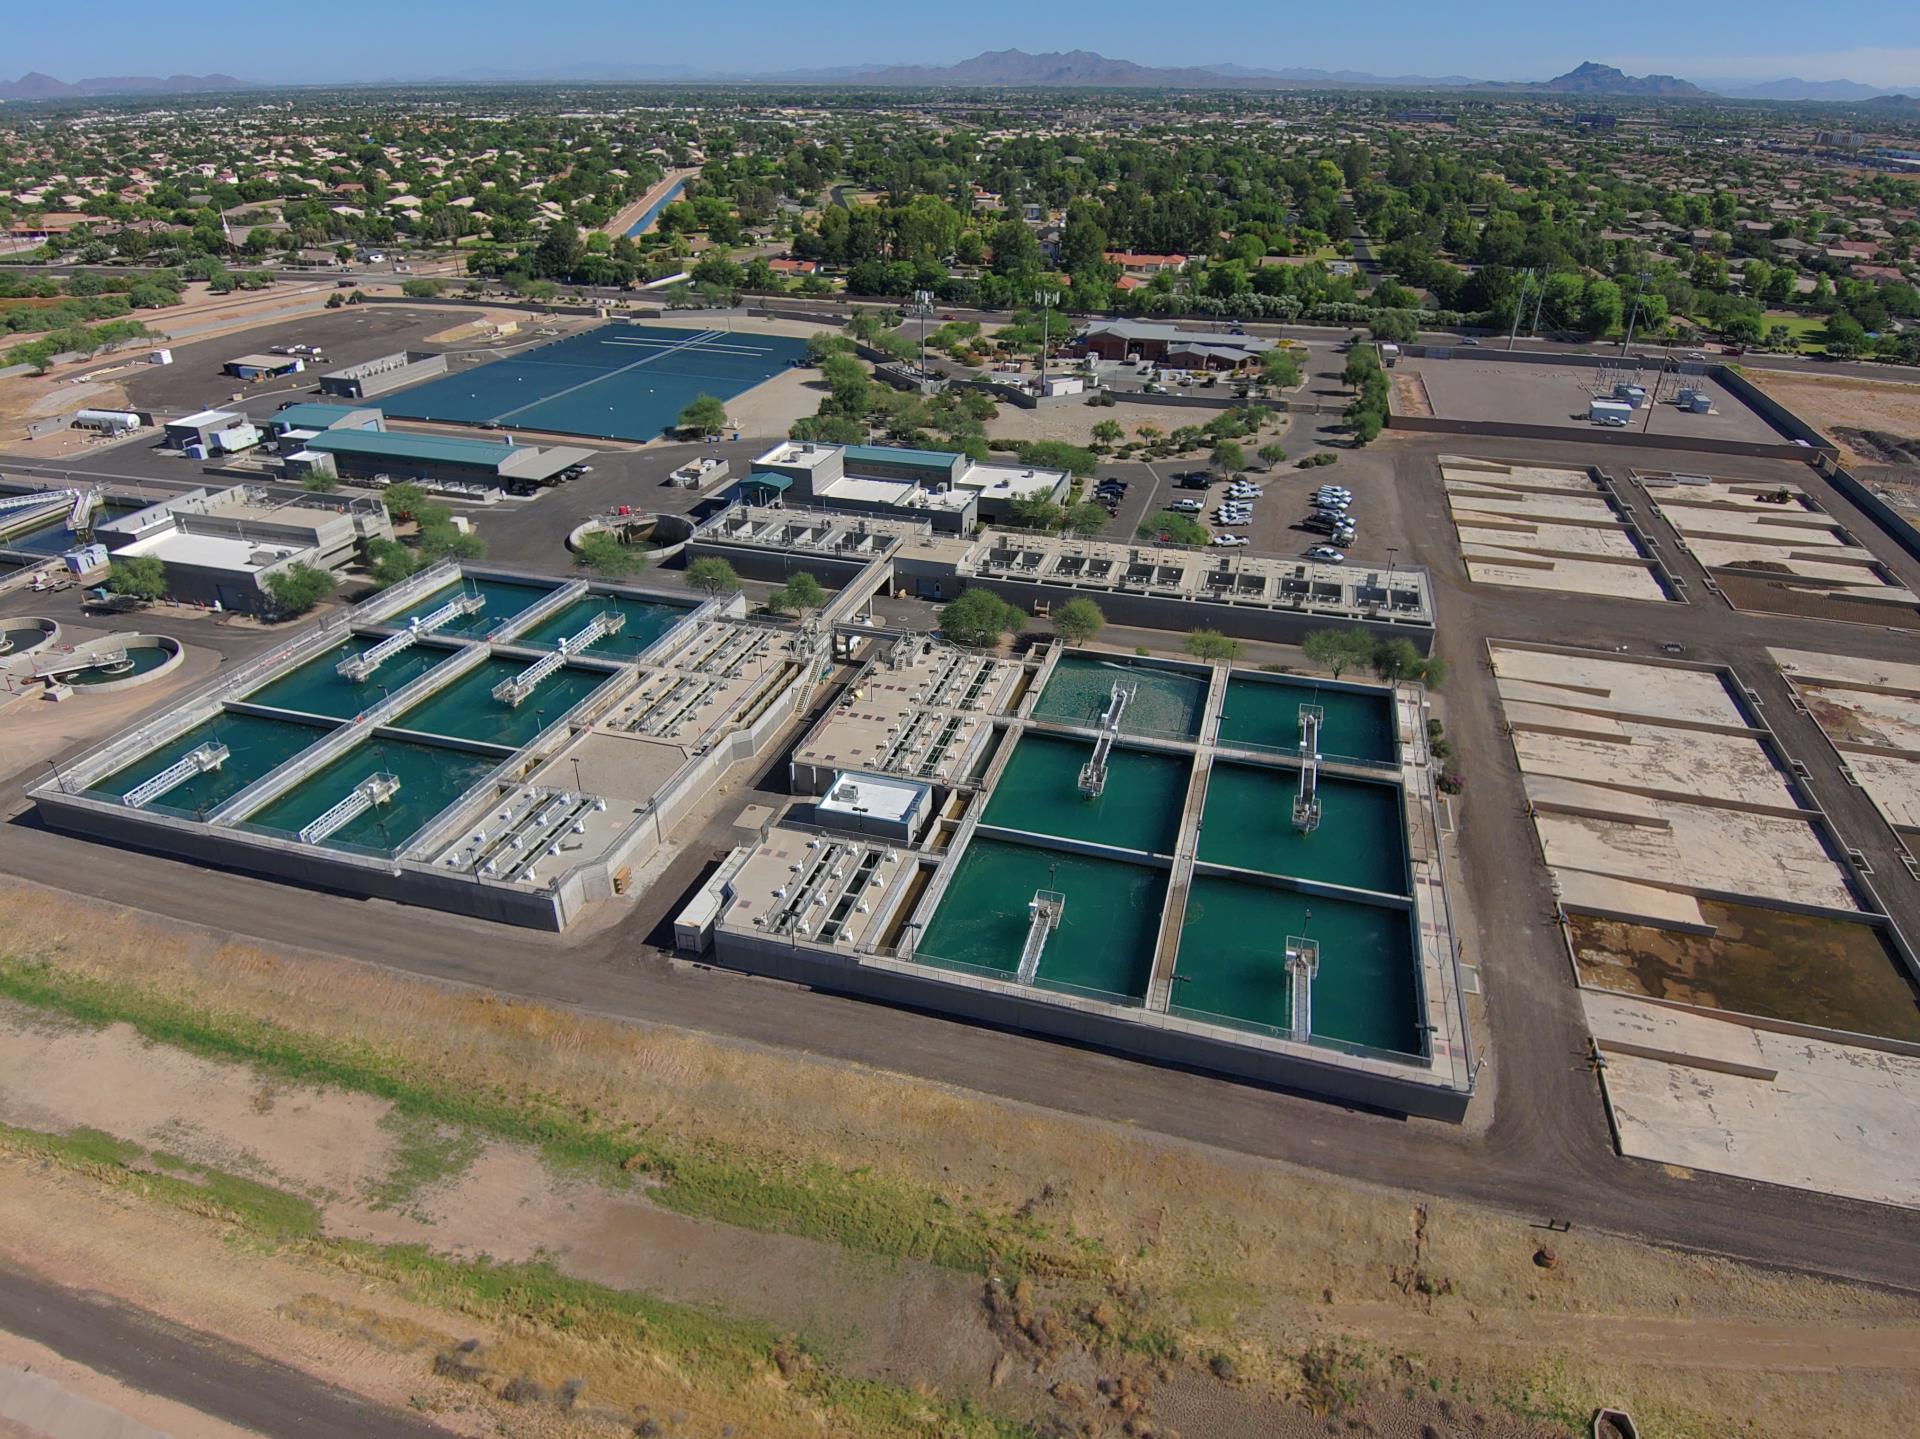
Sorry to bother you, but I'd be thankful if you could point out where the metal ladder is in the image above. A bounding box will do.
[1077,681,1134,798]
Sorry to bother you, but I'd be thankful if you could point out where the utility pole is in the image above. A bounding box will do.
[1621,270,1652,356]
[1034,287,1059,395]
[1505,270,1532,351]
[907,289,935,393]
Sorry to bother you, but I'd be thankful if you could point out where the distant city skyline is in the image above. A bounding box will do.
[9,1,1919,89]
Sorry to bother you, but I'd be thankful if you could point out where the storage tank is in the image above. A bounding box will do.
[73,408,140,433]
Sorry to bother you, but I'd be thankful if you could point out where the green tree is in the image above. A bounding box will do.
[1062,501,1110,538]
[1052,596,1105,646]
[363,537,420,588]
[1301,627,1376,679]
[678,392,729,437]
[939,587,1026,647]
[770,571,827,616]
[1260,349,1302,389]
[1371,637,1421,681]
[381,482,430,522]
[1257,442,1287,468]
[1579,279,1624,337]
[1185,629,1241,662]
[263,563,336,616]
[1137,511,1209,546]
[1008,496,1067,531]
[573,529,646,578]
[1210,440,1247,474]
[1823,310,1867,358]
[400,278,445,298]
[686,556,743,597]
[1091,419,1124,448]
[105,555,167,602]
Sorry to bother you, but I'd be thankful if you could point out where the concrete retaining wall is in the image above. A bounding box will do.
[1813,455,1920,566]
[892,562,1435,652]
[32,790,567,928]
[1387,410,1822,461]
[711,930,1469,1119]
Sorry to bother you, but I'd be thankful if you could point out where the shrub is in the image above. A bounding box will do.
[263,563,336,616]
[685,556,742,597]
[1052,596,1105,645]
[1185,629,1241,662]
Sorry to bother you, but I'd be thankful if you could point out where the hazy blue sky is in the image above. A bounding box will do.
[9,0,1919,87]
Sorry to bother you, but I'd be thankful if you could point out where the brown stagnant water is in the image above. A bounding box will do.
[1570,900,1920,1042]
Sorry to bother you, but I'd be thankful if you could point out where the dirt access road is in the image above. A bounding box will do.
[0,1263,458,1439]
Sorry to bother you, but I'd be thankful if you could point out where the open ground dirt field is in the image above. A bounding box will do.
[1747,370,1920,466]
[1,881,1918,1439]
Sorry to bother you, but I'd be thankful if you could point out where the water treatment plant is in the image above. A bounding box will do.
[4,294,1919,1194]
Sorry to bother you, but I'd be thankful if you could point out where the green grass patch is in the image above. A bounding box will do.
[368,1111,482,1210]
[0,956,1092,1280]
[0,1114,1030,1439]
[0,1118,321,1240]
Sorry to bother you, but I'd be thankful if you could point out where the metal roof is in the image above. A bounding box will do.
[305,429,522,468]
[742,471,794,492]
[844,444,961,472]
[272,403,376,431]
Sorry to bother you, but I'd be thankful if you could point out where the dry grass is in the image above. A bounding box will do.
[3,880,1918,1437]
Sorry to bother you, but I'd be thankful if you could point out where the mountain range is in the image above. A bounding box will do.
[0,71,249,101]
[0,53,1911,102]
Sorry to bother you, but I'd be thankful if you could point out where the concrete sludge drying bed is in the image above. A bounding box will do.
[1488,640,1920,1207]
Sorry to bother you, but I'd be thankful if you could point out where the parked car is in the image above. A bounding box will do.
[1304,546,1345,562]
[1170,498,1204,513]
[1459,337,1481,347]
[1211,534,1250,547]
[1174,473,1212,490]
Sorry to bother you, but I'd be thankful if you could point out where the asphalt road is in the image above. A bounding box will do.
[0,1262,457,1438]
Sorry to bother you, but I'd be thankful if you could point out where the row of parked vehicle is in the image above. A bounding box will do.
[1302,485,1355,562]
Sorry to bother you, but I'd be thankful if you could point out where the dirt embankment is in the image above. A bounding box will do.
[1,882,1918,1439]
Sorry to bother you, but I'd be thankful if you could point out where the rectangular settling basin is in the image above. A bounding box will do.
[88,710,335,819]
[1032,654,1207,740]
[1217,674,1398,767]
[239,736,498,854]
[514,593,691,660]
[243,635,459,719]
[1175,875,1423,1055]
[1199,762,1409,896]
[917,837,1166,1002]
[390,657,611,750]
[381,577,556,639]
[982,733,1189,855]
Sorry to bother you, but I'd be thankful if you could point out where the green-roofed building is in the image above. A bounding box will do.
[293,427,596,492]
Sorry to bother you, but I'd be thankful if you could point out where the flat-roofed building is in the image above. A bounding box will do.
[747,440,1068,533]
[94,485,393,613]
